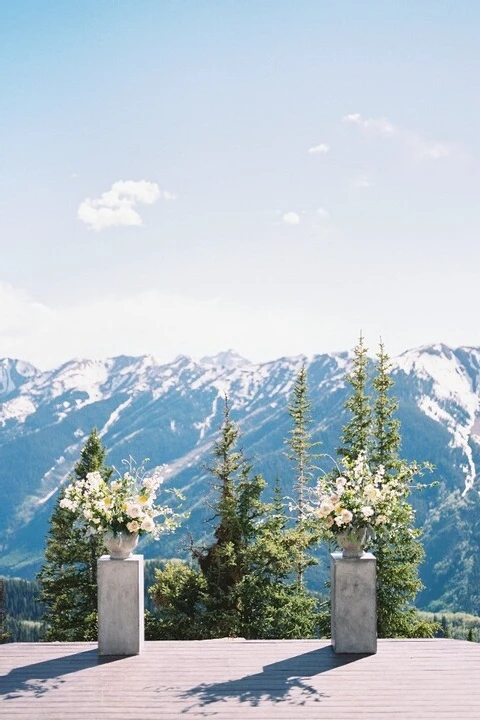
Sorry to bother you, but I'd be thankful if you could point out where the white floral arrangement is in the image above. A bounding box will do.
[308,451,410,542]
[60,459,182,539]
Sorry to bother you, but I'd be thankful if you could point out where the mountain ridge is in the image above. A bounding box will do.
[1,343,479,613]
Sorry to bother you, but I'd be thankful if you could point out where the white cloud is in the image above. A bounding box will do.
[2,278,478,371]
[77,180,176,232]
[307,143,330,154]
[343,113,362,125]
[282,212,301,226]
[0,283,50,341]
[343,113,397,136]
[0,282,333,369]
[316,207,330,219]
[409,138,453,160]
[343,112,456,160]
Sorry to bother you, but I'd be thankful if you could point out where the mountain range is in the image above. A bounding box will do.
[1,344,479,614]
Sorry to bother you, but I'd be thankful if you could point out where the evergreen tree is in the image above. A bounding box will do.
[337,336,436,638]
[285,363,321,585]
[441,615,450,638]
[239,478,319,638]
[149,399,319,639]
[371,341,401,471]
[193,399,266,637]
[370,341,430,637]
[337,332,372,461]
[37,428,112,641]
[147,561,208,640]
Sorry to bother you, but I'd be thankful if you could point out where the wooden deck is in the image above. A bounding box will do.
[1,639,479,719]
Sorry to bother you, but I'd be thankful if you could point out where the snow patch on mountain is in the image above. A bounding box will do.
[397,345,480,493]
[395,345,478,414]
[100,398,134,437]
[0,396,36,425]
[200,350,252,369]
[419,394,476,492]
[37,487,59,505]
[0,359,38,397]
[49,359,110,403]
[0,364,17,396]
[194,394,223,441]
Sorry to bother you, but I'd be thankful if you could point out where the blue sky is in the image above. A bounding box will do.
[1,0,479,368]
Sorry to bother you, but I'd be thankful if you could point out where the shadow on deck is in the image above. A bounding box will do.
[1,638,479,718]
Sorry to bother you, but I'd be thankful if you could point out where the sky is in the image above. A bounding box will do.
[1,0,479,369]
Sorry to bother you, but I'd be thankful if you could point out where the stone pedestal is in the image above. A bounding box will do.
[98,554,144,656]
[330,552,377,654]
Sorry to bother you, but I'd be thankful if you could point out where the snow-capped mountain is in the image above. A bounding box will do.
[1,344,479,613]
[395,343,480,493]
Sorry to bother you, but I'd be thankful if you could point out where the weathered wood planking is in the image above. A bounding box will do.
[1,639,479,719]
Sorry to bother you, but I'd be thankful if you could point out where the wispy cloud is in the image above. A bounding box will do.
[343,113,397,136]
[307,143,330,154]
[282,212,301,226]
[77,180,176,231]
[343,112,456,160]
[409,138,453,160]
[316,207,330,219]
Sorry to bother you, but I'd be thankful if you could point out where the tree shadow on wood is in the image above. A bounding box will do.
[179,645,366,714]
[0,647,126,700]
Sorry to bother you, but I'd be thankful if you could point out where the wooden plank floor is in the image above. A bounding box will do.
[1,639,479,719]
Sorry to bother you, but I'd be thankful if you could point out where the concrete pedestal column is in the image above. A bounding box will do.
[98,554,144,656]
[330,552,377,654]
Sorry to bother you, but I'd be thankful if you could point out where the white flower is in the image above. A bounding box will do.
[140,516,155,532]
[361,505,374,518]
[110,480,122,491]
[318,500,335,517]
[59,498,76,511]
[126,520,141,533]
[126,502,142,518]
[340,509,353,525]
[86,471,103,488]
[364,484,380,502]
[144,475,162,492]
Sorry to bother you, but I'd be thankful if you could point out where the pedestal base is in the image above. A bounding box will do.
[330,552,377,654]
[98,554,144,656]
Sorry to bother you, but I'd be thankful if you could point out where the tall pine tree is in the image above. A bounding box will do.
[370,341,432,636]
[193,398,266,637]
[37,429,112,641]
[337,332,372,461]
[339,336,436,637]
[285,363,321,585]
